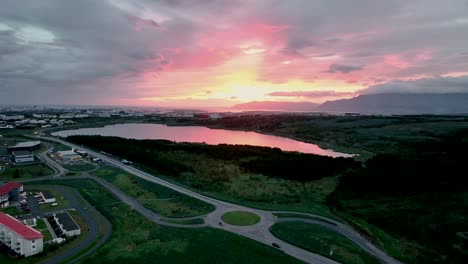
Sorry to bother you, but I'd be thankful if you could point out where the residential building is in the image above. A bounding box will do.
[40,191,56,203]
[0,212,43,257]
[0,182,23,202]
[48,212,81,237]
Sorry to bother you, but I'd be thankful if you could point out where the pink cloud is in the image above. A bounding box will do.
[126,14,165,31]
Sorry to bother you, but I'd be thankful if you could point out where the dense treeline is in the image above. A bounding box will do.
[326,130,468,263]
[67,135,357,182]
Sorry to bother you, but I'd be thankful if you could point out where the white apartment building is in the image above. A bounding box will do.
[0,213,43,257]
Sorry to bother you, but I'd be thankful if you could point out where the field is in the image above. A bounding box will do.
[0,163,54,180]
[32,178,303,264]
[91,166,215,217]
[273,213,338,225]
[69,136,356,218]
[63,163,96,172]
[68,115,468,263]
[270,222,380,264]
[221,211,261,226]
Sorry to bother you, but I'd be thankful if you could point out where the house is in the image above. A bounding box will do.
[0,212,43,257]
[48,212,80,237]
[40,191,56,203]
[11,150,35,163]
[56,150,81,162]
[0,182,23,202]
[7,141,41,153]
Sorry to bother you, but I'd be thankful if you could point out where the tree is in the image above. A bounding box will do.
[12,168,20,178]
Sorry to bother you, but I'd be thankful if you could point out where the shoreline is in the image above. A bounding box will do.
[49,121,358,158]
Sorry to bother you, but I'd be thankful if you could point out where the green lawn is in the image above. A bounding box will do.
[273,213,338,226]
[35,218,47,229]
[221,211,261,226]
[0,206,20,215]
[270,222,380,264]
[41,229,53,242]
[140,164,341,219]
[63,163,96,172]
[34,219,53,242]
[0,163,54,180]
[92,167,215,218]
[39,190,70,210]
[29,178,303,264]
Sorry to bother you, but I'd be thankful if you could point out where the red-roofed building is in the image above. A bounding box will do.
[0,212,43,256]
[0,182,23,207]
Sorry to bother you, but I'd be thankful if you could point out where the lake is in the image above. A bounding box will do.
[52,123,353,157]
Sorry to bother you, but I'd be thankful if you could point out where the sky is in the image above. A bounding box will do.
[1,0,468,108]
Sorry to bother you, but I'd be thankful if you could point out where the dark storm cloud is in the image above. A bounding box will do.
[327,64,363,74]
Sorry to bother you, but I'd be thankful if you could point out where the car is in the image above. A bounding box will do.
[272,243,281,248]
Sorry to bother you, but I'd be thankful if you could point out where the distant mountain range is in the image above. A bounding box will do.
[232,101,319,111]
[233,93,468,114]
[317,93,468,114]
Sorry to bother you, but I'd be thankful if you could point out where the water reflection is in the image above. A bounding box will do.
[52,123,353,157]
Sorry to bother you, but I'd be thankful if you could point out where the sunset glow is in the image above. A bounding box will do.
[1,0,468,107]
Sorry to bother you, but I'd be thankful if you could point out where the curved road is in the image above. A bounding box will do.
[38,136,403,264]
[22,184,112,264]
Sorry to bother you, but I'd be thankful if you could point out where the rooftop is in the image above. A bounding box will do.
[8,141,41,148]
[41,191,54,200]
[55,212,80,232]
[0,182,22,196]
[0,212,43,240]
[12,150,33,156]
[57,150,79,156]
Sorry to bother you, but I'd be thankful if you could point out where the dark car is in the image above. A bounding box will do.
[272,243,281,248]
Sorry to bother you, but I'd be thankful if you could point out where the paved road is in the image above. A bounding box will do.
[273,212,404,264]
[23,185,112,264]
[39,136,403,264]
[35,144,68,177]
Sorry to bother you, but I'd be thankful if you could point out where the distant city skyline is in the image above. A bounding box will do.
[1,0,468,108]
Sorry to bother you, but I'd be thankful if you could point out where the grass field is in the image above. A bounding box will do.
[39,189,70,210]
[30,178,303,264]
[273,213,338,226]
[222,211,261,226]
[63,163,96,172]
[139,164,340,219]
[0,206,20,215]
[92,166,215,217]
[0,163,54,180]
[34,219,53,242]
[270,222,380,264]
